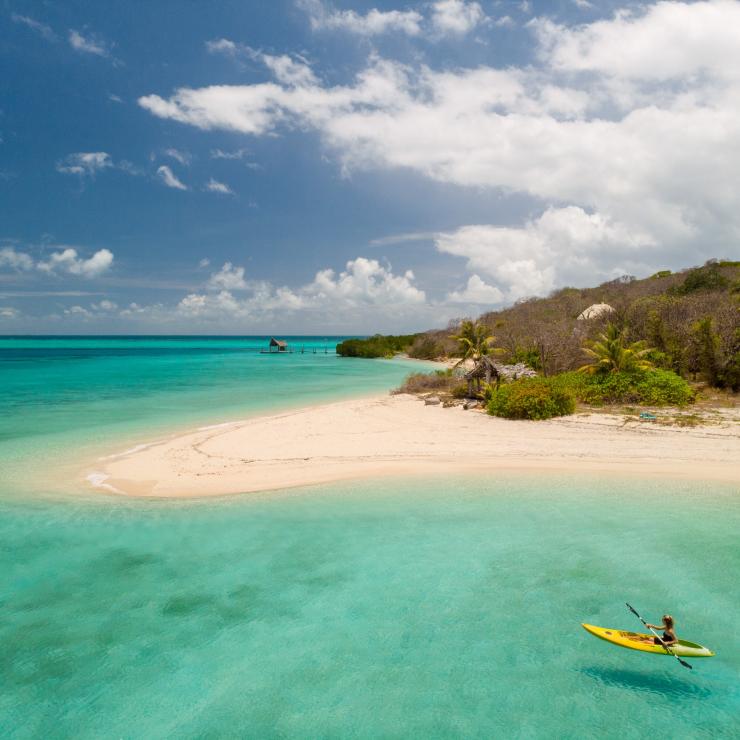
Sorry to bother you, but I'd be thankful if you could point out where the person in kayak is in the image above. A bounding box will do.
[646,615,677,646]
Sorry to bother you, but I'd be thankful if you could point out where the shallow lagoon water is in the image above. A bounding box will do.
[1,338,738,738]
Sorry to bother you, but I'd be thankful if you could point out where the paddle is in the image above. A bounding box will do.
[626,603,692,670]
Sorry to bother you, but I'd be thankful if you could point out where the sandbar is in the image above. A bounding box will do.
[87,394,740,497]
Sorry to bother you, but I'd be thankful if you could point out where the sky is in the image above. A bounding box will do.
[1,0,739,334]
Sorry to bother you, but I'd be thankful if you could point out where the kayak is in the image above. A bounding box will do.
[582,623,714,658]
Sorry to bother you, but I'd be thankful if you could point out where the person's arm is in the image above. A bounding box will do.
[645,623,661,630]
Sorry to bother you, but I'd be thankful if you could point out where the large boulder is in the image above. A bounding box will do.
[577,303,614,321]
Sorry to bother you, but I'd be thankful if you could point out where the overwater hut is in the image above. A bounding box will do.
[463,357,537,396]
[267,337,288,353]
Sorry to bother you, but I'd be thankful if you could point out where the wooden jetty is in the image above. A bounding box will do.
[259,337,336,355]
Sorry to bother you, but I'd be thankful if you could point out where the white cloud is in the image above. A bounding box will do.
[206,38,239,56]
[198,258,211,268]
[1,245,113,278]
[436,207,655,301]
[139,0,740,294]
[64,305,92,318]
[179,257,425,323]
[536,0,740,81]
[208,262,248,290]
[68,29,111,58]
[56,152,113,177]
[91,299,118,311]
[300,1,423,36]
[445,275,504,305]
[164,148,191,166]
[0,246,35,271]
[431,1,485,35]
[210,147,250,160]
[0,307,21,319]
[204,178,234,195]
[37,248,114,278]
[156,165,188,190]
[11,14,56,40]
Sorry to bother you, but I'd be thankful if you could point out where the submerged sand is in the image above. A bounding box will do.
[88,394,740,497]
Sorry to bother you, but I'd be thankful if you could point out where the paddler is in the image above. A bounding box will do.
[645,614,678,646]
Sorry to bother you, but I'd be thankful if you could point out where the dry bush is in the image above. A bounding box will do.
[393,371,456,395]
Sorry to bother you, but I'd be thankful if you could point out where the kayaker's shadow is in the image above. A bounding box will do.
[580,666,711,700]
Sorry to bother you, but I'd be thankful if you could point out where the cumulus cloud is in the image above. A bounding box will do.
[430,1,485,35]
[300,1,423,36]
[56,152,113,177]
[156,165,188,190]
[0,246,35,271]
[208,262,248,290]
[139,0,740,298]
[178,257,425,323]
[445,275,504,305]
[0,307,21,319]
[436,208,655,301]
[37,248,114,278]
[1,245,114,278]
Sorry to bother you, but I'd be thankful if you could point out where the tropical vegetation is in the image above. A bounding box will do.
[579,324,653,374]
[487,377,576,420]
[449,319,499,365]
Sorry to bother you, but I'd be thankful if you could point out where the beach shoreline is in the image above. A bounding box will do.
[85,393,740,498]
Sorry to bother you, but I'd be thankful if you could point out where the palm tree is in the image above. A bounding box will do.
[579,323,654,374]
[450,320,498,366]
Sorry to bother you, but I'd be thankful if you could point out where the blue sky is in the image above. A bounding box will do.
[1,0,738,333]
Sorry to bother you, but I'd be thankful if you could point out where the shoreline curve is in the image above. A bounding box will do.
[84,394,740,498]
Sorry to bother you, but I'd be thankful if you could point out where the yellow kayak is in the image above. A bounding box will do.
[582,623,715,658]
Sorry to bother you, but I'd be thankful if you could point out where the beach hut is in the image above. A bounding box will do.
[267,337,289,353]
[463,357,537,396]
[463,356,501,396]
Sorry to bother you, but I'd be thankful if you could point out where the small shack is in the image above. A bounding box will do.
[266,337,289,353]
[464,357,537,396]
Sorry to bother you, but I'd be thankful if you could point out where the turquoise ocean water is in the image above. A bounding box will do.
[1,337,738,738]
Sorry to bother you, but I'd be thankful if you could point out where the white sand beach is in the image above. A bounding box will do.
[89,394,740,497]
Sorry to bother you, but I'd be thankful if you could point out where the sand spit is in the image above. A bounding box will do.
[86,394,740,498]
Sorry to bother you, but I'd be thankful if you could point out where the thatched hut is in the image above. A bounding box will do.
[463,357,537,396]
[268,337,288,353]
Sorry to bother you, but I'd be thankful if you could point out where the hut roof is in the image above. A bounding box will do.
[270,337,288,348]
[577,303,614,321]
[464,356,537,381]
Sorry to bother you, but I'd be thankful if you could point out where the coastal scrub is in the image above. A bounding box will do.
[487,377,576,420]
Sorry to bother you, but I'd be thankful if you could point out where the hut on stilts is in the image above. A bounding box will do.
[262,337,290,353]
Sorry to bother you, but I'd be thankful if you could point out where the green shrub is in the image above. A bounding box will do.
[669,263,729,295]
[554,370,694,406]
[337,334,419,358]
[395,370,453,395]
[408,335,443,360]
[633,370,696,405]
[487,377,576,420]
